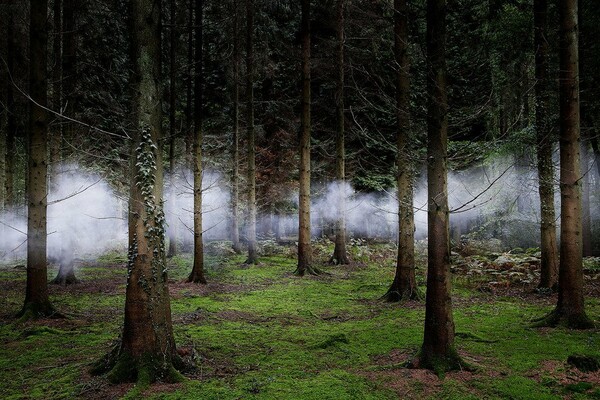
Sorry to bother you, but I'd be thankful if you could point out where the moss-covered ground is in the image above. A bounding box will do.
[1,242,600,399]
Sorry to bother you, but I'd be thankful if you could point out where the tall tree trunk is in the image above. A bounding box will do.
[5,10,16,207]
[231,0,242,254]
[534,0,558,290]
[383,0,419,302]
[330,0,349,266]
[97,0,182,383]
[50,0,62,168]
[580,140,592,257]
[18,0,57,319]
[62,0,75,157]
[417,0,463,372]
[188,0,206,283]
[245,0,258,264]
[185,0,193,157]
[295,0,317,276]
[167,0,178,258]
[536,0,593,329]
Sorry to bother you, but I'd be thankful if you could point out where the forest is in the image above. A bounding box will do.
[1,0,600,398]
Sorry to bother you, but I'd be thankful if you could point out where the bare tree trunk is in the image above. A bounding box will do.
[185,0,193,158]
[535,0,593,329]
[295,0,317,276]
[188,0,206,283]
[5,10,16,207]
[231,0,242,254]
[330,0,349,266]
[96,0,182,383]
[245,0,258,264]
[534,0,558,290]
[581,140,592,257]
[50,0,62,168]
[417,0,463,372]
[62,0,75,156]
[167,0,178,258]
[383,0,419,302]
[18,0,57,319]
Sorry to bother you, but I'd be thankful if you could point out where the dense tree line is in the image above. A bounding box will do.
[1,0,599,382]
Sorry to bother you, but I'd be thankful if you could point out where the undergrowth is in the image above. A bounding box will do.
[0,242,599,399]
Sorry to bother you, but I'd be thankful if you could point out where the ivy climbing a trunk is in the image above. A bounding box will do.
[92,0,183,384]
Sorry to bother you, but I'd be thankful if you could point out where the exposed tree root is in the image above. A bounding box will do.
[294,265,321,276]
[16,302,64,322]
[381,284,422,302]
[531,308,595,329]
[329,245,349,265]
[92,348,185,385]
[409,347,474,378]
[51,270,79,285]
[186,273,207,284]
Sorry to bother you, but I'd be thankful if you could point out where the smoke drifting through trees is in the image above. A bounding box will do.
[0,155,581,264]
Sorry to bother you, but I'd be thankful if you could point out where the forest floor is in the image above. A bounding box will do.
[1,240,600,399]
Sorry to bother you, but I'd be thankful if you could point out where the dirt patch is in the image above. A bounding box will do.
[363,348,496,399]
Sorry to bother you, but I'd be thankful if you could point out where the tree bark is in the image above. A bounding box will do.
[50,0,62,168]
[167,0,178,258]
[244,0,258,264]
[330,0,349,266]
[534,0,558,290]
[231,0,242,254]
[580,140,592,257]
[535,0,593,329]
[62,0,75,155]
[383,0,419,302]
[295,0,317,276]
[188,0,206,284]
[99,0,182,383]
[5,10,16,207]
[417,0,463,372]
[18,0,56,319]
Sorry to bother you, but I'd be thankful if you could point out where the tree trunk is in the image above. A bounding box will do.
[580,140,592,257]
[330,0,349,266]
[167,0,177,259]
[99,0,182,383]
[245,0,258,264]
[185,0,194,158]
[534,0,558,290]
[383,0,419,302]
[51,243,79,285]
[5,10,16,207]
[50,0,62,168]
[62,0,75,156]
[417,0,463,372]
[231,0,242,254]
[18,0,57,319]
[295,0,317,276]
[536,0,593,329]
[188,0,206,284]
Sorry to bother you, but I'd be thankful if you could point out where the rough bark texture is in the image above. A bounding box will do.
[231,0,241,254]
[188,0,206,284]
[329,0,349,266]
[296,0,318,276]
[383,0,419,302]
[417,0,463,373]
[536,0,593,329]
[18,0,57,320]
[167,0,177,259]
[534,0,559,290]
[101,0,182,383]
[245,0,258,265]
